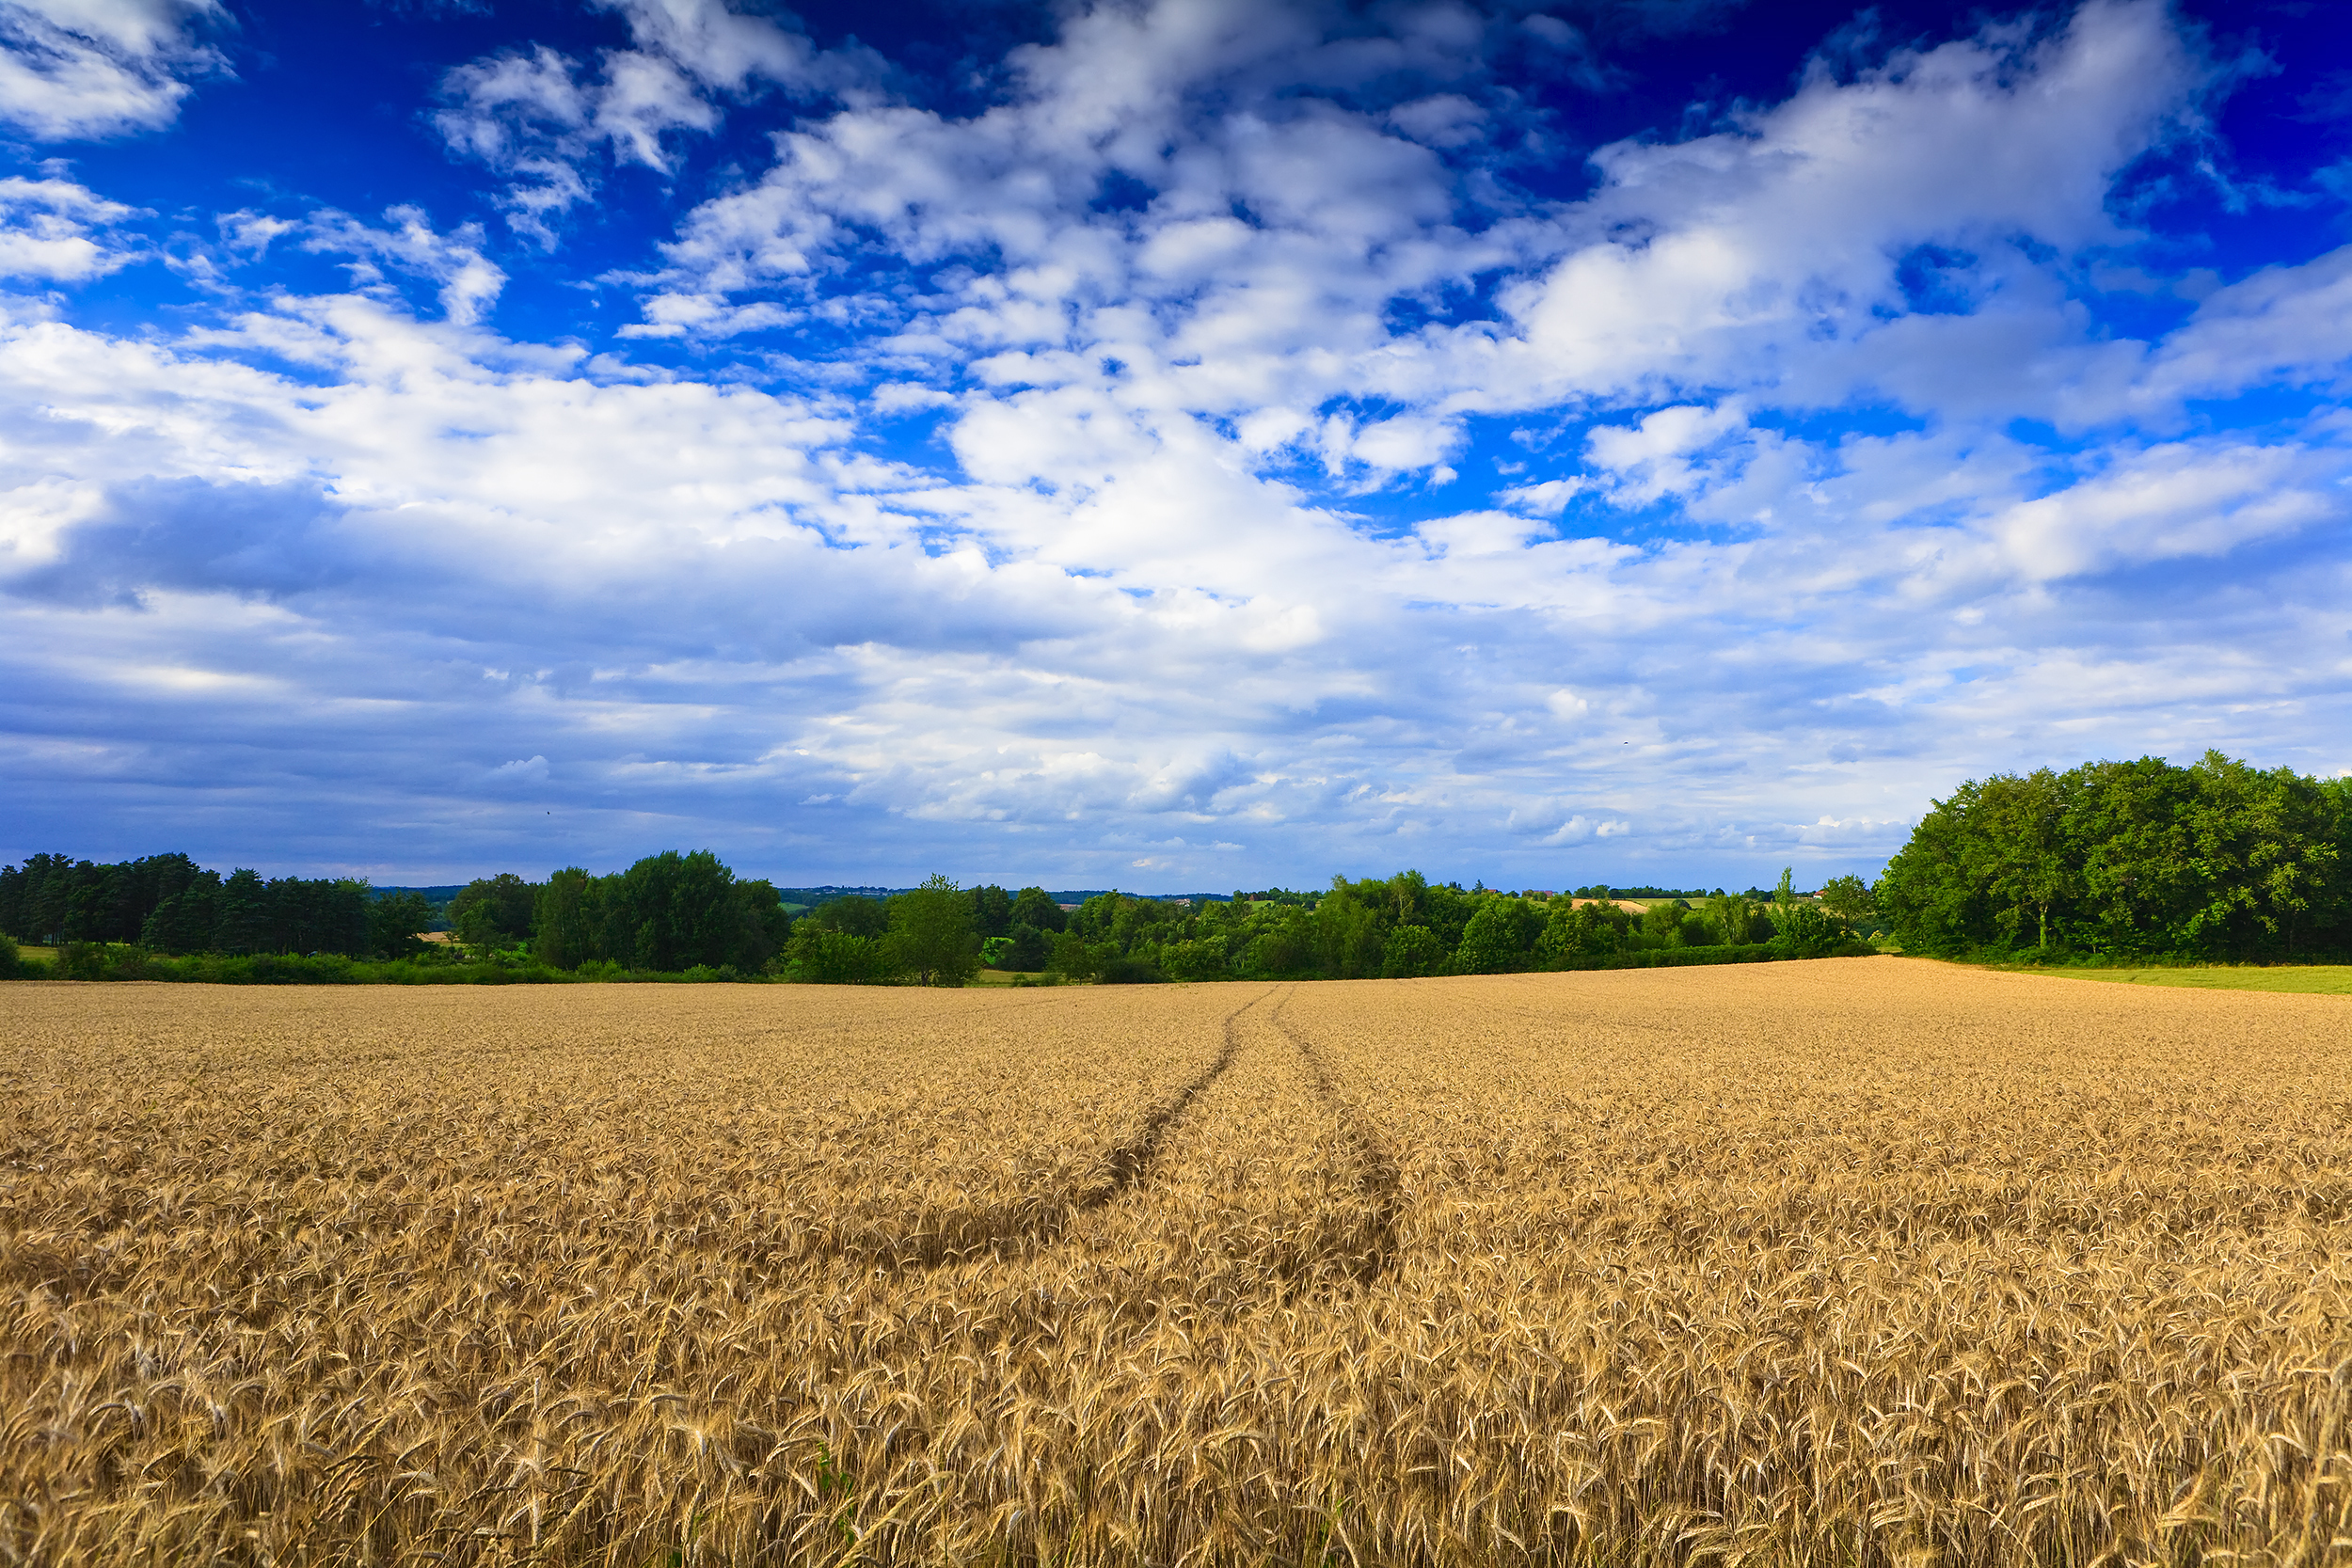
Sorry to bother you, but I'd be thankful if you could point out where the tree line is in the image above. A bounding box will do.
[1,850,1871,983]
[0,850,793,973]
[1877,751,2352,961]
[0,853,398,958]
[954,869,1862,984]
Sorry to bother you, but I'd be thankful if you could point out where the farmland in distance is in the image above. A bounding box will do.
[6,961,2351,1565]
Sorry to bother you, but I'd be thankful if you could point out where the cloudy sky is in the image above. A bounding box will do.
[0,0,2346,890]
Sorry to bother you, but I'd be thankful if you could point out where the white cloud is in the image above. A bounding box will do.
[434,0,877,245]
[0,0,225,140]
[1986,441,2345,583]
[1495,0,2201,409]
[2135,245,2352,408]
[299,206,507,326]
[0,175,139,279]
[6,0,2350,887]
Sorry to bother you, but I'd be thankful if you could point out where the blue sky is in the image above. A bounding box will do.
[1,0,2347,890]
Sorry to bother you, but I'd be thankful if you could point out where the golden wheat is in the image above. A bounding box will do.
[5,961,2351,1565]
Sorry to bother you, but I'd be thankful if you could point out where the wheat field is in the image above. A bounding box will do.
[6,959,2351,1566]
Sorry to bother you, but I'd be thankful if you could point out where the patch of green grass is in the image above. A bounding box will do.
[2042,964,2352,996]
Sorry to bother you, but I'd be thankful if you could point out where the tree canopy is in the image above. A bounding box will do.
[1877,752,2352,960]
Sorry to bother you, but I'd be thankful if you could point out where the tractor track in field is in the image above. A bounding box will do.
[1271,995,1402,1287]
[796,986,1274,1269]
[1086,986,1270,1202]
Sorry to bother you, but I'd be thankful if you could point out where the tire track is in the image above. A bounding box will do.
[1087,987,1267,1202]
[1270,993,1402,1286]
[800,986,1273,1268]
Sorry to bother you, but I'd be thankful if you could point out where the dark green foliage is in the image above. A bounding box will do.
[0,855,370,958]
[1047,928,1102,980]
[1879,752,2352,961]
[1640,900,1708,948]
[369,891,435,959]
[592,852,788,972]
[1096,954,1167,984]
[531,867,599,970]
[3,848,785,974]
[1704,893,1772,945]
[1009,885,1068,933]
[140,876,221,955]
[1379,924,1445,978]
[1457,895,1548,973]
[1818,875,1876,923]
[885,874,981,986]
[1540,898,1640,963]
[5,848,1887,989]
[970,884,1013,939]
[1,852,220,947]
[807,895,889,939]
[450,873,538,947]
[0,932,18,978]
[214,869,270,955]
[1769,902,1849,958]
[1000,923,1052,971]
[787,927,896,983]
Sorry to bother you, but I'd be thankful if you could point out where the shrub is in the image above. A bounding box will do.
[1380,925,1446,978]
[1770,903,1851,958]
[1096,955,1167,985]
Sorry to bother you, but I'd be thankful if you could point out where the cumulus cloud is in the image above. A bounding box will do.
[434,0,878,245]
[299,206,507,325]
[0,175,140,279]
[4,0,2350,885]
[0,0,226,140]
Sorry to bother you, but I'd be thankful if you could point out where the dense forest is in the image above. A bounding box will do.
[1878,751,2352,961]
[0,851,1867,983]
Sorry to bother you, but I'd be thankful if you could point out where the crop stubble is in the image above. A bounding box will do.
[4,960,2351,1565]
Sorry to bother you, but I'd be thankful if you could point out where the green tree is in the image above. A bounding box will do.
[1009,886,1068,932]
[531,868,601,969]
[1881,752,2352,961]
[886,874,981,986]
[1537,898,1630,963]
[140,877,222,954]
[1380,924,1446,977]
[808,895,889,938]
[1701,892,1764,945]
[215,868,269,956]
[970,884,1013,939]
[451,873,538,949]
[370,891,435,959]
[1771,902,1848,958]
[787,926,895,983]
[1455,895,1545,974]
[1641,900,1698,947]
[1001,923,1052,971]
[1818,875,1875,924]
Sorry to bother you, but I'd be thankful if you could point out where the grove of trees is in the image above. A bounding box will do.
[1877,751,2352,961]
[0,853,390,958]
